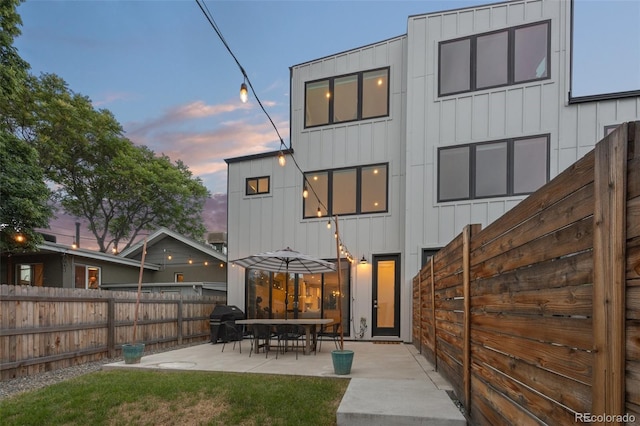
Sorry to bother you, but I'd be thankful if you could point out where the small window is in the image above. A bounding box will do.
[175,273,184,283]
[246,176,270,195]
[604,124,619,137]
[17,263,44,286]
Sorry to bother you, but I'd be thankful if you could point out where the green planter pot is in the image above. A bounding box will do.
[122,343,145,364]
[331,349,354,375]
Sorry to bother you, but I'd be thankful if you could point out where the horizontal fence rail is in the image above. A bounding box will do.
[413,122,640,425]
[0,285,224,380]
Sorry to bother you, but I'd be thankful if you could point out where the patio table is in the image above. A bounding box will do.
[236,318,333,355]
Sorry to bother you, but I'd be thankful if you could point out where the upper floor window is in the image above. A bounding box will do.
[305,68,389,128]
[303,163,388,218]
[246,176,270,195]
[438,135,549,202]
[439,21,550,96]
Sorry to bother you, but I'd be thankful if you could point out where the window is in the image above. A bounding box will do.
[175,273,184,282]
[244,260,350,335]
[604,124,619,137]
[438,135,549,201]
[305,67,389,128]
[74,265,101,289]
[303,163,388,218]
[246,176,270,195]
[17,263,44,286]
[439,21,550,96]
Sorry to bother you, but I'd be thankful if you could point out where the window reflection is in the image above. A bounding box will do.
[244,261,349,335]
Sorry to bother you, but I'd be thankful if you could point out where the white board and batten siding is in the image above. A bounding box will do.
[227,0,640,341]
[227,36,408,321]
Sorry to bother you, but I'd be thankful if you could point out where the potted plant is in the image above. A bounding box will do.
[122,238,147,364]
[331,216,354,375]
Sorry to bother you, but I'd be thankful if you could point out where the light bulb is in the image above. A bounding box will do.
[303,186,308,198]
[278,151,286,167]
[327,220,331,229]
[240,82,248,103]
[317,207,322,217]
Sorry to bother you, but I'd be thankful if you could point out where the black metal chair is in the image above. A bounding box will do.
[249,323,273,358]
[275,324,303,359]
[221,321,243,353]
[316,322,340,354]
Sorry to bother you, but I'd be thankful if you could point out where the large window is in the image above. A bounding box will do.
[438,135,549,202]
[303,163,388,218]
[439,21,550,96]
[305,67,389,128]
[245,261,350,335]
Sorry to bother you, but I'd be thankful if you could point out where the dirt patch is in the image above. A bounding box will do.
[108,392,228,426]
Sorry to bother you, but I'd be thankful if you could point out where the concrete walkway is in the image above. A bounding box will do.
[103,341,466,425]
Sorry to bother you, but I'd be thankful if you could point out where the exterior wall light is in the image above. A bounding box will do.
[359,256,368,265]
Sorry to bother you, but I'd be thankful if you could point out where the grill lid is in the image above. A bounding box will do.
[209,305,244,320]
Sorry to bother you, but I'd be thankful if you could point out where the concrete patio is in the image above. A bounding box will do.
[104,340,467,425]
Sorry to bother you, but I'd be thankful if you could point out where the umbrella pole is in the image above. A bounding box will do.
[334,215,344,351]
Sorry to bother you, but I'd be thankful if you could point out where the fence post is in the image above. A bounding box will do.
[107,297,115,358]
[177,297,183,346]
[592,123,628,420]
[463,225,472,415]
[431,256,437,371]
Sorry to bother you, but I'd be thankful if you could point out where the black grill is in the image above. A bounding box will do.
[209,305,244,343]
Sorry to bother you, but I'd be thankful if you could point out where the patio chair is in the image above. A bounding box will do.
[221,321,243,353]
[316,322,340,354]
[275,324,303,359]
[249,323,274,358]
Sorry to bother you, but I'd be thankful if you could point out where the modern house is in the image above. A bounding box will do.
[225,0,640,342]
[1,227,228,297]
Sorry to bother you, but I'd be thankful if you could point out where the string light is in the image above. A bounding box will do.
[317,207,322,217]
[240,81,248,103]
[303,185,309,198]
[327,220,331,229]
[278,151,286,167]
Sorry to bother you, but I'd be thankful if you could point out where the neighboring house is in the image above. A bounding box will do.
[225,0,640,342]
[1,227,227,297]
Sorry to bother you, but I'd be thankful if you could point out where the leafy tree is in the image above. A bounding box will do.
[0,0,53,253]
[16,75,210,252]
[2,2,210,253]
[0,133,52,253]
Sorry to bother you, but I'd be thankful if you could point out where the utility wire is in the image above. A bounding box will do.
[195,0,287,151]
[195,0,354,262]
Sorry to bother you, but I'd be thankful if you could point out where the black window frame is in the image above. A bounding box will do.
[245,176,270,196]
[302,163,389,218]
[438,20,551,97]
[437,135,550,202]
[304,67,390,128]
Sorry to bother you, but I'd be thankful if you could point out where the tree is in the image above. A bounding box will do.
[0,133,53,253]
[0,0,53,254]
[15,75,210,252]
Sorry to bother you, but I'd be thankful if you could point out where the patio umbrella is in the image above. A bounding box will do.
[232,247,335,318]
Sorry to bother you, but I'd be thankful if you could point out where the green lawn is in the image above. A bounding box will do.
[0,370,349,425]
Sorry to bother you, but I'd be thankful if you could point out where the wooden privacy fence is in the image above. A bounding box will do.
[0,285,224,380]
[412,122,640,425]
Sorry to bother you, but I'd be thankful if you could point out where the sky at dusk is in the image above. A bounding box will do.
[13,0,640,246]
